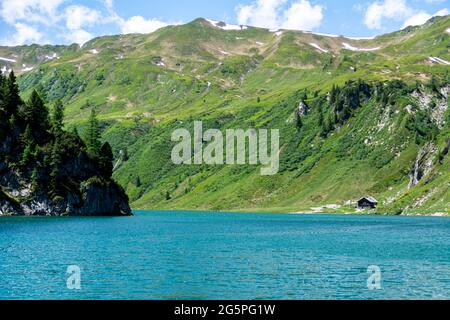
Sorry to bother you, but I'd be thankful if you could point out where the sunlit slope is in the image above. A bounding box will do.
[9,16,450,214]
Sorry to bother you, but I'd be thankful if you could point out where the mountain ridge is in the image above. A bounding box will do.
[1,15,449,215]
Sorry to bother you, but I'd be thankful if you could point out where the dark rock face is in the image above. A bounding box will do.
[0,165,131,217]
[297,101,309,117]
[0,72,131,217]
[0,122,131,217]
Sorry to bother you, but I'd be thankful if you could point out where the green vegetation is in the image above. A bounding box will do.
[2,16,449,215]
[0,71,119,203]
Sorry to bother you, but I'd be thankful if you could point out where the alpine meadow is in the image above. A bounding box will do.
[1,16,450,215]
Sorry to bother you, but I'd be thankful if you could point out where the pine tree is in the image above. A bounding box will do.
[24,90,50,135]
[429,75,441,94]
[295,111,302,130]
[135,176,141,187]
[301,92,308,102]
[35,83,48,104]
[72,126,80,138]
[20,125,35,167]
[51,100,64,135]
[50,138,62,197]
[0,74,7,137]
[4,71,21,117]
[85,108,101,158]
[98,142,114,178]
[31,168,39,190]
[0,73,4,106]
[122,148,129,161]
[318,107,324,128]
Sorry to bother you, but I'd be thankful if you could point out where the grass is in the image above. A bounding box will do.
[6,15,450,215]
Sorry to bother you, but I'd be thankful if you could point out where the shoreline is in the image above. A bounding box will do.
[131,208,450,217]
[1,208,448,218]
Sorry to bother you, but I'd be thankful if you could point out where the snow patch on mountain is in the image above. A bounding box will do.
[255,41,264,46]
[309,43,328,53]
[304,31,340,38]
[89,49,99,54]
[21,67,34,72]
[447,28,450,34]
[345,36,376,40]
[342,42,380,52]
[0,57,16,63]
[45,53,58,60]
[428,56,450,65]
[1,66,11,74]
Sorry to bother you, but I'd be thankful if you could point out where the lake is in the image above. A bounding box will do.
[0,211,449,300]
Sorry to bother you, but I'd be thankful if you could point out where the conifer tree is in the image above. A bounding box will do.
[0,74,6,136]
[85,108,101,158]
[98,142,114,178]
[4,71,21,117]
[36,83,48,104]
[24,90,50,135]
[20,125,35,167]
[31,168,39,190]
[318,107,324,128]
[0,73,4,105]
[295,111,302,130]
[50,138,62,197]
[135,176,141,187]
[51,100,64,136]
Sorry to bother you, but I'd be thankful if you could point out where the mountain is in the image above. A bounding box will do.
[1,16,449,215]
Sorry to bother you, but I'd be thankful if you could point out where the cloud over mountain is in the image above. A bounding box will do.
[236,0,324,31]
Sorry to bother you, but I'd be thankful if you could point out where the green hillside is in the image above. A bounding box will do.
[2,16,449,215]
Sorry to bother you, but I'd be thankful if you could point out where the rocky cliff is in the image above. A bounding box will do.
[0,71,131,216]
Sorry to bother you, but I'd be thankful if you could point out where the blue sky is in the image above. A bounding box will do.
[0,0,448,46]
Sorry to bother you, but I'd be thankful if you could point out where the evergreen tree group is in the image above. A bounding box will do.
[0,71,114,199]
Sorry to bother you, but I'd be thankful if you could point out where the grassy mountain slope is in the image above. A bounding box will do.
[3,16,450,215]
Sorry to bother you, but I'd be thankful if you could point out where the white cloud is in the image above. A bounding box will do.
[65,29,94,46]
[402,8,449,28]
[364,0,413,30]
[0,0,174,45]
[402,12,433,28]
[282,0,324,30]
[103,0,114,11]
[365,0,450,30]
[65,5,100,30]
[0,0,65,25]
[236,0,286,29]
[236,0,324,31]
[434,8,450,17]
[1,23,44,46]
[120,16,170,34]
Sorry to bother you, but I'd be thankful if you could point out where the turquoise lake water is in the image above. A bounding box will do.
[0,211,449,300]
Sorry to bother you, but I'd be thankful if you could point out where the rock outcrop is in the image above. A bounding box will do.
[408,141,437,189]
[0,157,131,217]
[0,71,131,217]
